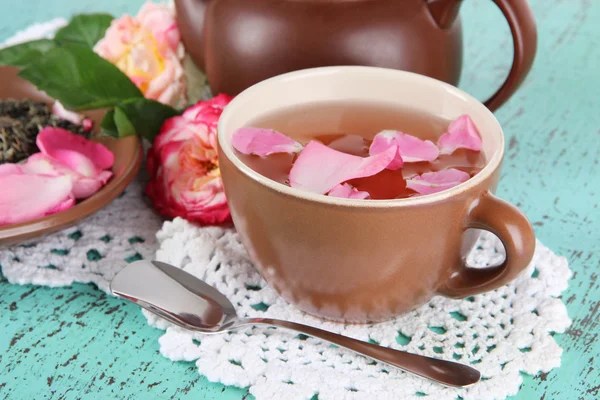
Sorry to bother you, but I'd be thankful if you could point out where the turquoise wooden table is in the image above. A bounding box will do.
[1,1,598,399]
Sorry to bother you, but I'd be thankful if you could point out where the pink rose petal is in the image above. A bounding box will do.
[328,183,370,200]
[46,196,76,214]
[289,140,397,194]
[71,177,105,199]
[37,127,114,173]
[405,168,470,195]
[97,170,114,185]
[25,154,112,199]
[0,163,24,176]
[370,130,439,169]
[232,127,303,157]
[22,153,62,176]
[437,115,483,155]
[137,2,180,53]
[0,174,74,226]
[52,101,84,125]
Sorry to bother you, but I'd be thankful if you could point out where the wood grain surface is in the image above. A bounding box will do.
[1,0,599,399]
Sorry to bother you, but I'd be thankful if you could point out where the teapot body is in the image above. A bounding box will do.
[176,0,463,95]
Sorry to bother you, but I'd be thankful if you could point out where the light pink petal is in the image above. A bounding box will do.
[232,127,303,157]
[53,150,97,177]
[46,196,75,214]
[155,78,185,107]
[0,164,24,176]
[129,75,147,88]
[182,94,232,121]
[145,58,184,106]
[437,115,483,155]
[93,16,135,61]
[97,170,113,185]
[289,141,397,194]
[370,130,439,167]
[25,154,112,199]
[154,116,196,150]
[159,141,184,166]
[72,177,104,199]
[22,153,62,176]
[369,132,403,170]
[405,168,470,195]
[0,174,74,226]
[52,101,83,125]
[137,2,180,52]
[393,132,439,162]
[37,127,114,172]
[328,183,370,200]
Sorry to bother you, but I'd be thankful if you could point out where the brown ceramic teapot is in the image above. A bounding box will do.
[175,0,537,111]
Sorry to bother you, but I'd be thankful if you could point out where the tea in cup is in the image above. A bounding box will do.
[218,66,535,323]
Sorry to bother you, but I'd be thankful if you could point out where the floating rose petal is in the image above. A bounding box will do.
[0,174,74,226]
[370,130,439,169]
[289,141,397,194]
[369,131,403,170]
[232,127,303,157]
[328,183,370,200]
[437,115,483,155]
[37,127,115,175]
[405,168,470,195]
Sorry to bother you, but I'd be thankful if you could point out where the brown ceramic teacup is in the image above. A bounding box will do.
[217,66,535,323]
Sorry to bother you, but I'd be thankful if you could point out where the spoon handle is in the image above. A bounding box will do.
[246,317,480,388]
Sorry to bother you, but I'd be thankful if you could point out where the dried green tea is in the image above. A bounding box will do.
[0,99,90,164]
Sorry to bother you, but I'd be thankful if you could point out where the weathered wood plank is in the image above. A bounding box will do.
[1,0,599,399]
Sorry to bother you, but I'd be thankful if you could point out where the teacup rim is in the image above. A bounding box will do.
[218,66,504,207]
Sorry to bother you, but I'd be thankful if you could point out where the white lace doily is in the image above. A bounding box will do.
[0,172,163,292]
[1,19,572,400]
[144,218,571,400]
[1,18,67,47]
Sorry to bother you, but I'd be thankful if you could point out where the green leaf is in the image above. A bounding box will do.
[100,109,119,137]
[54,13,114,48]
[100,99,179,140]
[0,39,57,67]
[115,98,180,142]
[18,45,143,111]
[113,106,137,138]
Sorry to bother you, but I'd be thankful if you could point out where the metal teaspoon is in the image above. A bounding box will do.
[110,260,481,387]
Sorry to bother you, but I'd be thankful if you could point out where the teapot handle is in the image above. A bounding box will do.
[482,0,537,111]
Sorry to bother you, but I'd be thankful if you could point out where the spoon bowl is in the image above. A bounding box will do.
[110,260,481,387]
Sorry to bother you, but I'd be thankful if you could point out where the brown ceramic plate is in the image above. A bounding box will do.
[0,66,143,247]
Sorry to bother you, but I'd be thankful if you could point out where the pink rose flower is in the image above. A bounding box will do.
[145,94,233,225]
[94,2,186,107]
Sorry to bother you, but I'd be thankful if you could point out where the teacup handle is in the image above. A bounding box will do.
[482,0,538,111]
[437,191,536,298]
